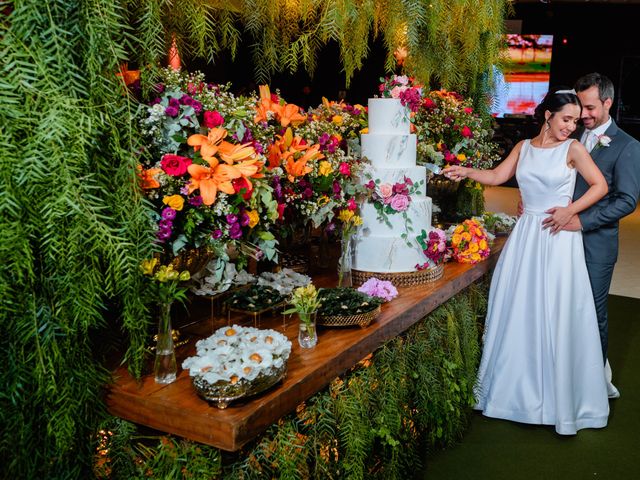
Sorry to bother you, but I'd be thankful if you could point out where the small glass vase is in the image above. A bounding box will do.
[337,235,353,287]
[154,302,177,384]
[298,312,318,349]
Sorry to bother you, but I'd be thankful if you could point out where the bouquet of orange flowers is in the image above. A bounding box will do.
[449,219,490,264]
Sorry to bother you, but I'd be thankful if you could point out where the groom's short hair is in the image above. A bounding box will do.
[575,73,615,102]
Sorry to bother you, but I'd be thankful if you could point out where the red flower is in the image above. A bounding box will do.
[464,107,473,114]
[347,198,357,211]
[423,98,436,109]
[232,177,253,200]
[203,110,225,128]
[339,162,351,176]
[277,203,286,220]
[161,154,192,176]
[461,126,473,138]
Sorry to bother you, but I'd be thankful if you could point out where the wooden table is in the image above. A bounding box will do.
[106,238,505,451]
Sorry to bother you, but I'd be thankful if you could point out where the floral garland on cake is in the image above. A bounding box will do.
[363,176,424,246]
[415,227,447,269]
[378,75,424,113]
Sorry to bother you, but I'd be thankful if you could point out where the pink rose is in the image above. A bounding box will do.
[461,126,473,138]
[390,194,410,211]
[203,110,224,128]
[339,162,351,176]
[347,198,357,211]
[390,85,408,99]
[379,183,393,198]
[161,154,192,176]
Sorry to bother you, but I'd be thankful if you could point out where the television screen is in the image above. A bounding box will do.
[491,34,553,117]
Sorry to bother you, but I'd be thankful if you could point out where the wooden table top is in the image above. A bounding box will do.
[106,237,505,451]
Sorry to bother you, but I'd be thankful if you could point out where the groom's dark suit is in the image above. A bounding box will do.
[573,120,640,360]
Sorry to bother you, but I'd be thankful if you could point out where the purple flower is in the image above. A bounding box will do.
[211,229,223,239]
[165,106,179,117]
[155,83,165,93]
[325,222,336,234]
[168,97,180,108]
[159,219,173,229]
[156,229,172,242]
[229,222,243,239]
[333,181,341,194]
[189,196,203,207]
[149,97,161,106]
[192,101,202,114]
[180,94,194,106]
[226,213,238,224]
[162,208,176,220]
[239,213,250,227]
[302,187,313,199]
[254,248,264,260]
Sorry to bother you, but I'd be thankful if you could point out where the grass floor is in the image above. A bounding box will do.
[422,295,640,480]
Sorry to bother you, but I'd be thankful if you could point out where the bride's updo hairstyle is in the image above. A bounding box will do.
[533,86,582,127]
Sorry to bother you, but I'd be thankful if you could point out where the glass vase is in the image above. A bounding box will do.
[337,235,353,287]
[154,302,177,384]
[298,312,318,349]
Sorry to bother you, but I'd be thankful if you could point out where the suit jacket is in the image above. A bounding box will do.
[573,120,640,264]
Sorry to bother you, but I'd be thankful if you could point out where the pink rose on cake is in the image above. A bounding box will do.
[379,183,393,199]
[390,194,410,212]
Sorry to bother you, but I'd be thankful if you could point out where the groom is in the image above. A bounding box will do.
[548,73,640,397]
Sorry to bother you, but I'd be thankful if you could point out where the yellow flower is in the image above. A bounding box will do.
[437,142,443,150]
[452,233,462,245]
[351,215,363,226]
[163,194,185,211]
[360,127,369,134]
[247,210,259,228]
[318,195,330,206]
[468,242,479,253]
[461,232,472,241]
[318,161,333,176]
[457,153,467,161]
[454,225,464,234]
[471,253,481,262]
[140,258,159,276]
[332,115,343,124]
[479,239,488,250]
[337,209,354,223]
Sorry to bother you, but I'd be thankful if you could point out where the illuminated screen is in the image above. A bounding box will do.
[491,34,553,117]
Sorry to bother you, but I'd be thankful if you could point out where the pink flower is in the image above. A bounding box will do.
[161,154,192,176]
[347,198,357,211]
[339,162,351,176]
[461,126,473,138]
[464,107,473,114]
[390,194,410,211]
[379,183,393,198]
[203,110,225,128]
[390,85,408,99]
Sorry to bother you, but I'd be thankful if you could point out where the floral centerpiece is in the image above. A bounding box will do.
[138,69,279,272]
[378,75,424,113]
[363,175,424,246]
[182,325,291,408]
[413,90,500,170]
[448,219,490,264]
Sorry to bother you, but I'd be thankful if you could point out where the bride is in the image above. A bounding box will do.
[444,88,609,434]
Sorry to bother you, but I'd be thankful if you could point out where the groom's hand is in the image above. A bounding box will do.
[561,215,582,231]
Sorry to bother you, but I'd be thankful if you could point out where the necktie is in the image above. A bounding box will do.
[585,131,597,152]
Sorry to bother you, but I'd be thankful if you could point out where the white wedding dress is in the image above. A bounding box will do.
[474,139,609,435]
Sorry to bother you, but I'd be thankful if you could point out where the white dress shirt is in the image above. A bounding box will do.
[581,117,612,152]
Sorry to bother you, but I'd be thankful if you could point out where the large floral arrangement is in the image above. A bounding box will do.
[138,69,278,264]
[448,219,490,264]
[378,75,423,113]
[414,90,500,170]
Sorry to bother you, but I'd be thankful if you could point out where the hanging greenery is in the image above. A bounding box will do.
[100,283,487,479]
[1,0,153,477]
[124,0,509,101]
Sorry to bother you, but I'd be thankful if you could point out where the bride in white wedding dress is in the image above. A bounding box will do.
[444,89,609,434]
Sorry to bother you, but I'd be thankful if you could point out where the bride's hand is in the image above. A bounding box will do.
[543,206,573,234]
[443,165,468,182]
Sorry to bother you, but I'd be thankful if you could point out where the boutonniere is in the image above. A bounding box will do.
[596,134,612,148]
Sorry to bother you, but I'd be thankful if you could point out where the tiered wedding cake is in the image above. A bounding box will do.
[353,98,433,274]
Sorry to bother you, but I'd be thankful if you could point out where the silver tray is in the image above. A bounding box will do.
[192,363,287,409]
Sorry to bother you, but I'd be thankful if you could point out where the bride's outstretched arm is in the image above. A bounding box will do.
[443,141,524,186]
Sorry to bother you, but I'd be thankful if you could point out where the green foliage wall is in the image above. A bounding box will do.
[101,284,487,479]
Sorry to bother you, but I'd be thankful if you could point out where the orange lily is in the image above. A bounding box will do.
[254,85,281,124]
[267,128,308,169]
[187,128,227,161]
[218,142,256,164]
[284,144,324,182]
[187,158,242,206]
[279,103,306,127]
[137,165,162,189]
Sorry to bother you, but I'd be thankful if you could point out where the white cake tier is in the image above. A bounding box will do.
[361,133,417,168]
[353,196,432,273]
[367,98,410,135]
[364,166,427,196]
[358,196,432,237]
